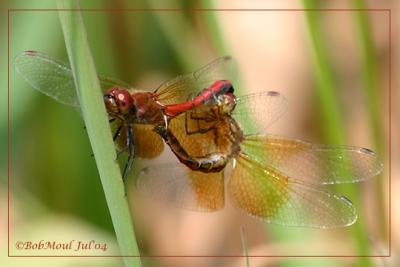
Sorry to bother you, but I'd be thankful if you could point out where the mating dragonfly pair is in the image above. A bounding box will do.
[15,51,383,228]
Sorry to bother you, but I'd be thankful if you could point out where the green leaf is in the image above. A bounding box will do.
[57,1,141,266]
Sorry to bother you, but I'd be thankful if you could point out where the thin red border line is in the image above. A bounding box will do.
[8,8,391,12]
[387,9,392,257]
[7,8,391,258]
[7,255,392,258]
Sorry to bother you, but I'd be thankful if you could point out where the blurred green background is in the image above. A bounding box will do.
[1,0,395,267]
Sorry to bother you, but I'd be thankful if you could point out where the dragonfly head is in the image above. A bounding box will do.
[104,87,134,116]
[217,92,237,115]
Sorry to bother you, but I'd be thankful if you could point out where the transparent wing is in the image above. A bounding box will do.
[154,56,236,104]
[232,91,288,135]
[136,164,225,212]
[228,154,357,228]
[241,135,383,184]
[14,50,132,107]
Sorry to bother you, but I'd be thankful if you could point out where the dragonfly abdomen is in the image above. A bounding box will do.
[164,80,234,117]
[155,125,231,173]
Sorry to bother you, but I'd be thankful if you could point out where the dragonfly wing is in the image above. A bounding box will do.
[154,56,236,104]
[98,75,132,92]
[233,91,288,135]
[15,51,79,107]
[14,51,133,107]
[132,124,164,159]
[136,163,225,211]
[228,154,357,228]
[241,135,383,184]
[167,111,220,157]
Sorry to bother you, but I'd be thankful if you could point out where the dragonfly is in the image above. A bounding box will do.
[14,51,235,179]
[138,82,384,228]
[15,51,383,227]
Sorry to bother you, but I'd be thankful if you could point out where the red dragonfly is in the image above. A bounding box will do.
[15,51,235,179]
[138,83,383,228]
[15,51,383,227]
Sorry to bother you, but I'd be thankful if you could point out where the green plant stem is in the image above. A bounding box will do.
[352,0,387,241]
[57,1,141,266]
[201,0,229,55]
[352,0,384,149]
[146,0,202,70]
[240,226,250,267]
[303,1,372,266]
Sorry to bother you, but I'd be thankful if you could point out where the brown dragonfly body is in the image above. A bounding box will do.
[103,81,235,177]
[155,90,243,173]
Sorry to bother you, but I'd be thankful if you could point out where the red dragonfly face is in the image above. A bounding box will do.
[15,51,383,228]
[103,87,134,116]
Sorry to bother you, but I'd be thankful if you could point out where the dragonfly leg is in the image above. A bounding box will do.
[190,108,207,120]
[185,111,200,135]
[151,115,169,140]
[185,110,214,135]
[113,124,123,141]
[160,126,228,173]
[185,110,217,135]
[194,109,202,134]
[92,121,122,158]
[122,126,135,182]
[116,146,128,159]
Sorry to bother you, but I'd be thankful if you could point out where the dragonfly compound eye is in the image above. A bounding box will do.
[218,92,237,114]
[104,88,133,115]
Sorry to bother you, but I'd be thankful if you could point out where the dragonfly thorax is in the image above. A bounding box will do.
[130,92,164,124]
[104,88,164,125]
